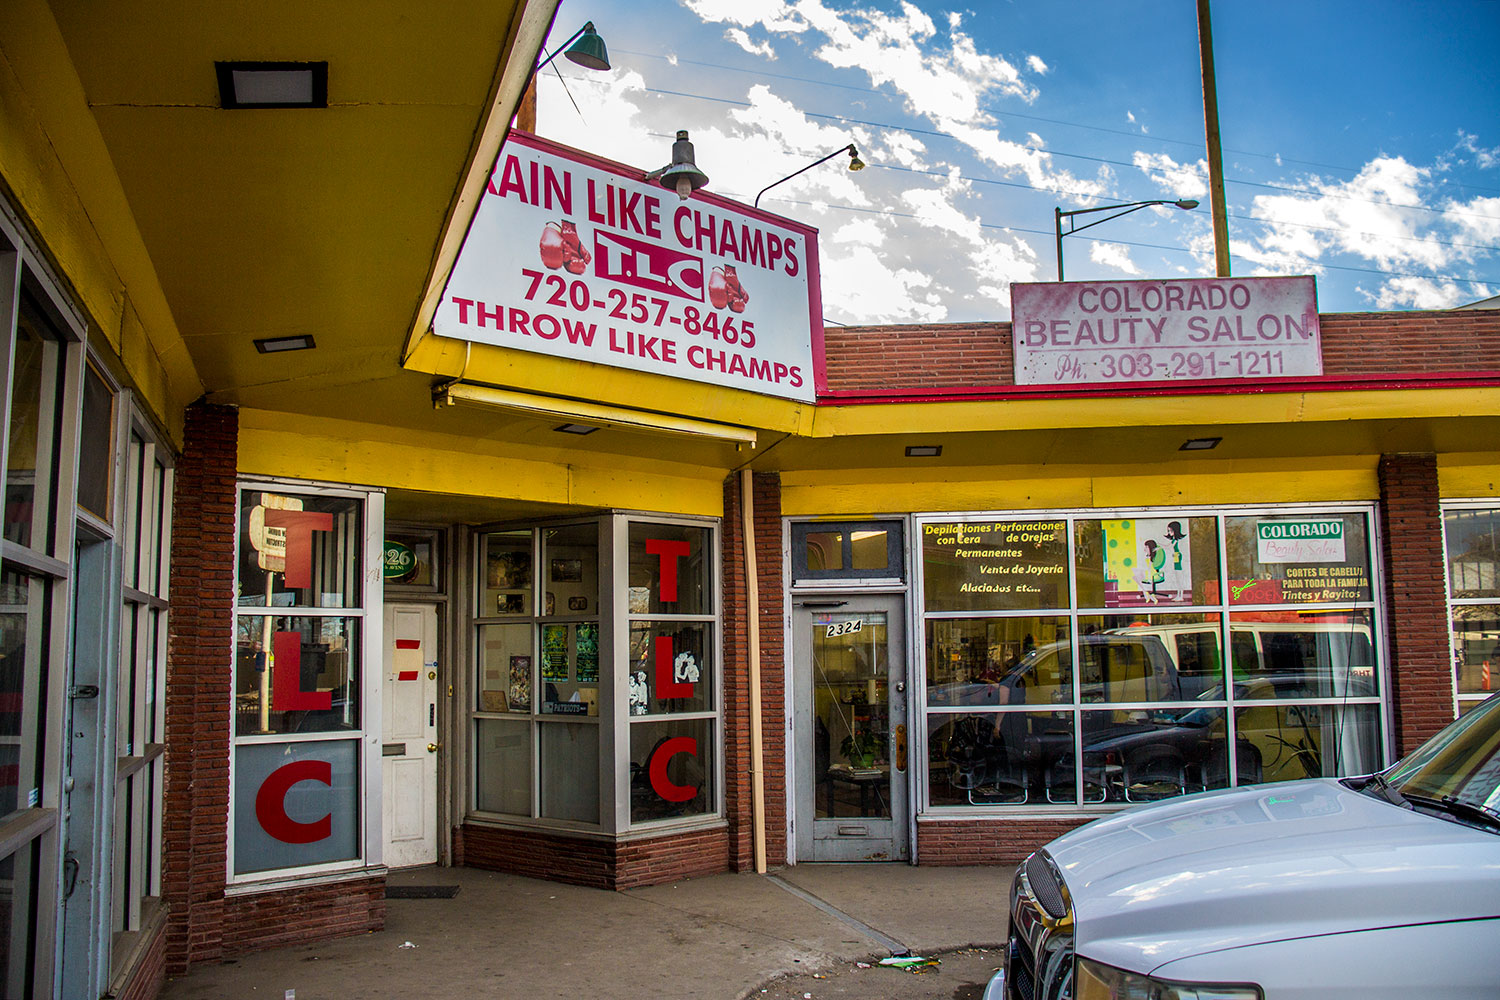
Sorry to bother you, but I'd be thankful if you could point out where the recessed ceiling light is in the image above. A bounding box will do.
[555,423,599,435]
[905,445,942,457]
[253,334,316,353]
[1180,437,1222,451]
[217,61,328,109]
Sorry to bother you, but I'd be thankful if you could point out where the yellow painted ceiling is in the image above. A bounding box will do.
[47,0,546,409]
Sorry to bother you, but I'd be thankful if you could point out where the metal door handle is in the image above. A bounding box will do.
[427,743,439,753]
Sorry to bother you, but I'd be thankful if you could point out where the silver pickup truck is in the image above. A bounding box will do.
[989,693,1500,999]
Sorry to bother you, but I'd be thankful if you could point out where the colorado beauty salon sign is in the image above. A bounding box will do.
[1011,276,1321,386]
[436,133,821,402]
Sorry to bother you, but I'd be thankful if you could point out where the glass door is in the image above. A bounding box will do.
[793,595,908,862]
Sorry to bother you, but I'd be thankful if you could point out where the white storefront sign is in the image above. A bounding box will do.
[1011,276,1321,386]
[436,133,822,402]
[1256,518,1346,563]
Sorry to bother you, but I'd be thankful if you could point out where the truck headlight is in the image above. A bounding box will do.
[1076,957,1262,1000]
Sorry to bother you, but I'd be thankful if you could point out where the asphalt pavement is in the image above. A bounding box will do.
[159,862,1014,1000]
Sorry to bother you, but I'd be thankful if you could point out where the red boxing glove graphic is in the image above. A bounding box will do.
[559,220,591,275]
[540,222,565,269]
[722,265,749,313]
[708,267,729,309]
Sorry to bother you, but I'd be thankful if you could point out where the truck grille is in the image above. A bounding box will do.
[1025,852,1067,919]
[1006,852,1074,1000]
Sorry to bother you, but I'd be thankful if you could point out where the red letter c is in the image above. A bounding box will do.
[648,737,699,803]
[255,759,333,844]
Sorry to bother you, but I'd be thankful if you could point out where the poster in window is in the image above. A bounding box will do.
[576,623,599,682]
[1101,518,1193,607]
[508,655,531,712]
[541,624,570,682]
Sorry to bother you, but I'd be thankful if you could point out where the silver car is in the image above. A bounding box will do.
[990,693,1500,999]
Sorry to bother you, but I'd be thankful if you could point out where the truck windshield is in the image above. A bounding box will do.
[1381,695,1500,829]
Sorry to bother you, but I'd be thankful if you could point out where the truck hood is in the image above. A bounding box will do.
[1046,779,1500,975]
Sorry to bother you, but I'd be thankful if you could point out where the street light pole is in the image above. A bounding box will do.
[1053,199,1199,281]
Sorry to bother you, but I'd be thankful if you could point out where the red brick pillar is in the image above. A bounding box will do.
[721,471,786,871]
[163,402,238,973]
[1377,453,1452,755]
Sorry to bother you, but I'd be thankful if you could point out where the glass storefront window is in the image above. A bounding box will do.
[926,617,1070,708]
[0,567,48,820]
[469,515,719,832]
[233,616,360,735]
[6,301,60,555]
[1074,516,1220,608]
[543,523,598,616]
[231,739,360,875]
[1076,613,1225,701]
[628,522,711,615]
[540,721,599,823]
[921,519,1069,612]
[475,718,531,815]
[629,718,714,823]
[482,530,532,616]
[233,484,372,881]
[1224,512,1372,605]
[1444,505,1500,713]
[920,506,1385,811]
[477,623,532,714]
[1228,610,1377,699]
[628,621,711,715]
[238,492,363,609]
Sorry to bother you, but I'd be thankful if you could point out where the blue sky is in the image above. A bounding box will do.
[532,0,1500,324]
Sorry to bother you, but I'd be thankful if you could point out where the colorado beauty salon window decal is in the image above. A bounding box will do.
[436,133,822,402]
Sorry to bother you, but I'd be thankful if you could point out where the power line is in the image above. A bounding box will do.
[635,86,1500,223]
[731,190,1500,287]
[614,47,1500,197]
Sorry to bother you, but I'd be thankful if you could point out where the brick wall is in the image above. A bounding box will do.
[1378,454,1454,753]
[164,401,238,973]
[222,878,386,956]
[458,823,729,889]
[163,402,387,976]
[113,921,167,1000]
[822,311,1500,394]
[721,471,787,871]
[917,819,1090,865]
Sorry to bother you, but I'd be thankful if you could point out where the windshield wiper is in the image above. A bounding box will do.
[1349,771,1408,807]
[1400,792,1500,832]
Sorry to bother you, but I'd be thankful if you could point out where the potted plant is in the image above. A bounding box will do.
[841,729,883,768]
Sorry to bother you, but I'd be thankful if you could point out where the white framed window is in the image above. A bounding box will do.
[467,512,722,835]
[916,504,1389,813]
[229,481,384,883]
[1441,501,1500,715]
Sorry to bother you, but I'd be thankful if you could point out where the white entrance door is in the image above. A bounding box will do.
[382,603,439,868]
[793,595,909,862]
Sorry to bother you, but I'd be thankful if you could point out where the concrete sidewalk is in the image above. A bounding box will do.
[160,863,1013,1000]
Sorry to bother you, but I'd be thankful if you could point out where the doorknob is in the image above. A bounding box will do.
[427,743,440,753]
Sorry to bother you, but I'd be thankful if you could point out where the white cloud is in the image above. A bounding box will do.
[819,244,946,323]
[1442,194,1500,248]
[681,0,808,33]
[724,28,775,58]
[1027,54,1049,75]
[1089,241,1141,275]
[1133,152,1208,199]
[1248,156,1450,273]
[1455,131,1500,170]
[1369,276,1469,310]
[832,218,885,246]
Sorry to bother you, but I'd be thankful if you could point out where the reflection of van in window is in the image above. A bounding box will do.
[1103,621,1378,699]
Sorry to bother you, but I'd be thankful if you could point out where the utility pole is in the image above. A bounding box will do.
[1196,0,1231,276]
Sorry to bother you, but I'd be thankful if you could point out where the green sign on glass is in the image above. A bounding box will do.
[382,540,416,580]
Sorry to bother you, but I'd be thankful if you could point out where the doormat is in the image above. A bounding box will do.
[385,885,461,899]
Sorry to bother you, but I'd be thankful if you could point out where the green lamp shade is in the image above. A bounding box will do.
[565,25,610,71]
